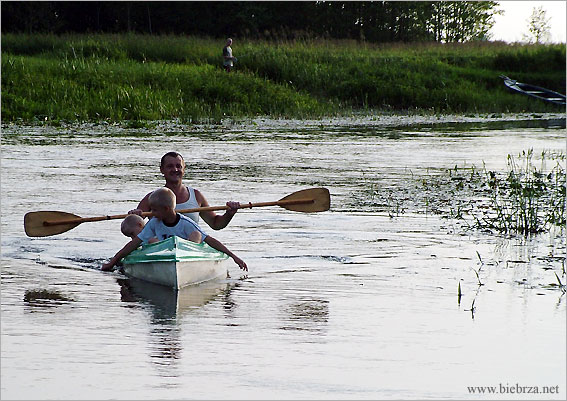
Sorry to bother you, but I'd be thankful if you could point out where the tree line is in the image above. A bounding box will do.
[2,1,501,43]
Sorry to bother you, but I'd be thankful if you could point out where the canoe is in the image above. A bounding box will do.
[121,236,229,289]
[500,75,566,106]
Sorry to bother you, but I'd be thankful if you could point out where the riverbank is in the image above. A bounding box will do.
[2,33,565,123]
[3,112,565,135]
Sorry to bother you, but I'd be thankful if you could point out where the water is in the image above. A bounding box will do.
[1,116,566,399]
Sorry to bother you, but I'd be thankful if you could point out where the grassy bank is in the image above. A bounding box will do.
[2,33,565,123]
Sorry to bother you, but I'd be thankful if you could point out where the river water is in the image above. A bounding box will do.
[1,115,566,399]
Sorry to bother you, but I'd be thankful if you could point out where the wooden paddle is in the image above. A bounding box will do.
[24,187,330,237]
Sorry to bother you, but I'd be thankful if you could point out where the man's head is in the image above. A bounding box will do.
[160,152,184,168]
[121,214,145,238]
[149,187,177,221]
[160,152,185,184]
[226,38,232,46]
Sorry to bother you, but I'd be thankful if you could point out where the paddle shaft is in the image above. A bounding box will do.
[43,198,314,227]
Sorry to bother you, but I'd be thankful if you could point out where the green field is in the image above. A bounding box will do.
[2,33,565,123]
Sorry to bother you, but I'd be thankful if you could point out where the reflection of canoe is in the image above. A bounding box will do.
[500,75,566,105]
[118,277,229,320]
[121,236,229,289]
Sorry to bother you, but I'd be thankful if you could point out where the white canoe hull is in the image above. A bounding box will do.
[122,259,228,289]
[121,236,230,289]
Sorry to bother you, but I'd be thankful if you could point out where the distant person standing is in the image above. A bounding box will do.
[222,38,236,72]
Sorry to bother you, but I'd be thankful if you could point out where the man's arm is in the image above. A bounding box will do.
[196,189,239,230]
[101,237,142,271]
[128,192,151,216]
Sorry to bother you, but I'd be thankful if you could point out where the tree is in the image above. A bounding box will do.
[428,1,501,43]
[1,1,501,43]
[523,6,551,44]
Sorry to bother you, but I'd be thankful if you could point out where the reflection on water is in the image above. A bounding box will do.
[1,117,565,399]
[117,277,239,371]
[117,277,233,321]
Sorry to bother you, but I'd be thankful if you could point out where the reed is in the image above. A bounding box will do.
[555,272,567,293]
[476,149,566,235]
[2,33,565,122]
[357,148,565,236]
[432,151,563,236]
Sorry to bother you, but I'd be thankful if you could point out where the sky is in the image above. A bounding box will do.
[490,1,566,43]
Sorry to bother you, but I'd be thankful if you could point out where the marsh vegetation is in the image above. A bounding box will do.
[2,33,565,123]
[360,148,566,236]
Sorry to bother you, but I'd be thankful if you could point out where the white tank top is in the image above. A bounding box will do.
[175,187,200,224]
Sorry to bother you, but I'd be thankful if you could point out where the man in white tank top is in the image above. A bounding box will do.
[128,152,240,230]
[174,186,201,223]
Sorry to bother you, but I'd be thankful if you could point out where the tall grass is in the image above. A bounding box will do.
[356,148,565,236]
[2,54,327,122]
[477,150,566,235]
[2,33,565,122]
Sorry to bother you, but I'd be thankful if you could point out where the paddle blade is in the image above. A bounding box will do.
[278,188,331,212]
[24,211,82,237]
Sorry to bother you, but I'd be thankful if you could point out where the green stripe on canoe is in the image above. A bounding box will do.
[122,236,229,264]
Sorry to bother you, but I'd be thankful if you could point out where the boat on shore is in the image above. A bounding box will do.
[121,236,229,289]
[500,75,566,106]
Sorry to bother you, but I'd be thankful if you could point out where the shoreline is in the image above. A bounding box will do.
[2,112,565,134]
[236,111,567,129]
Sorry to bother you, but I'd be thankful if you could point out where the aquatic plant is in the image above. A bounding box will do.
[475,149,566,235]
[471,264,483,286]
[355,148,565,237]
[23,289,75,307]
[471,251,484,286]
[555,272,567,293]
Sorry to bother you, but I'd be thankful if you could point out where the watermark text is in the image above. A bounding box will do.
[467,383,560,395]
